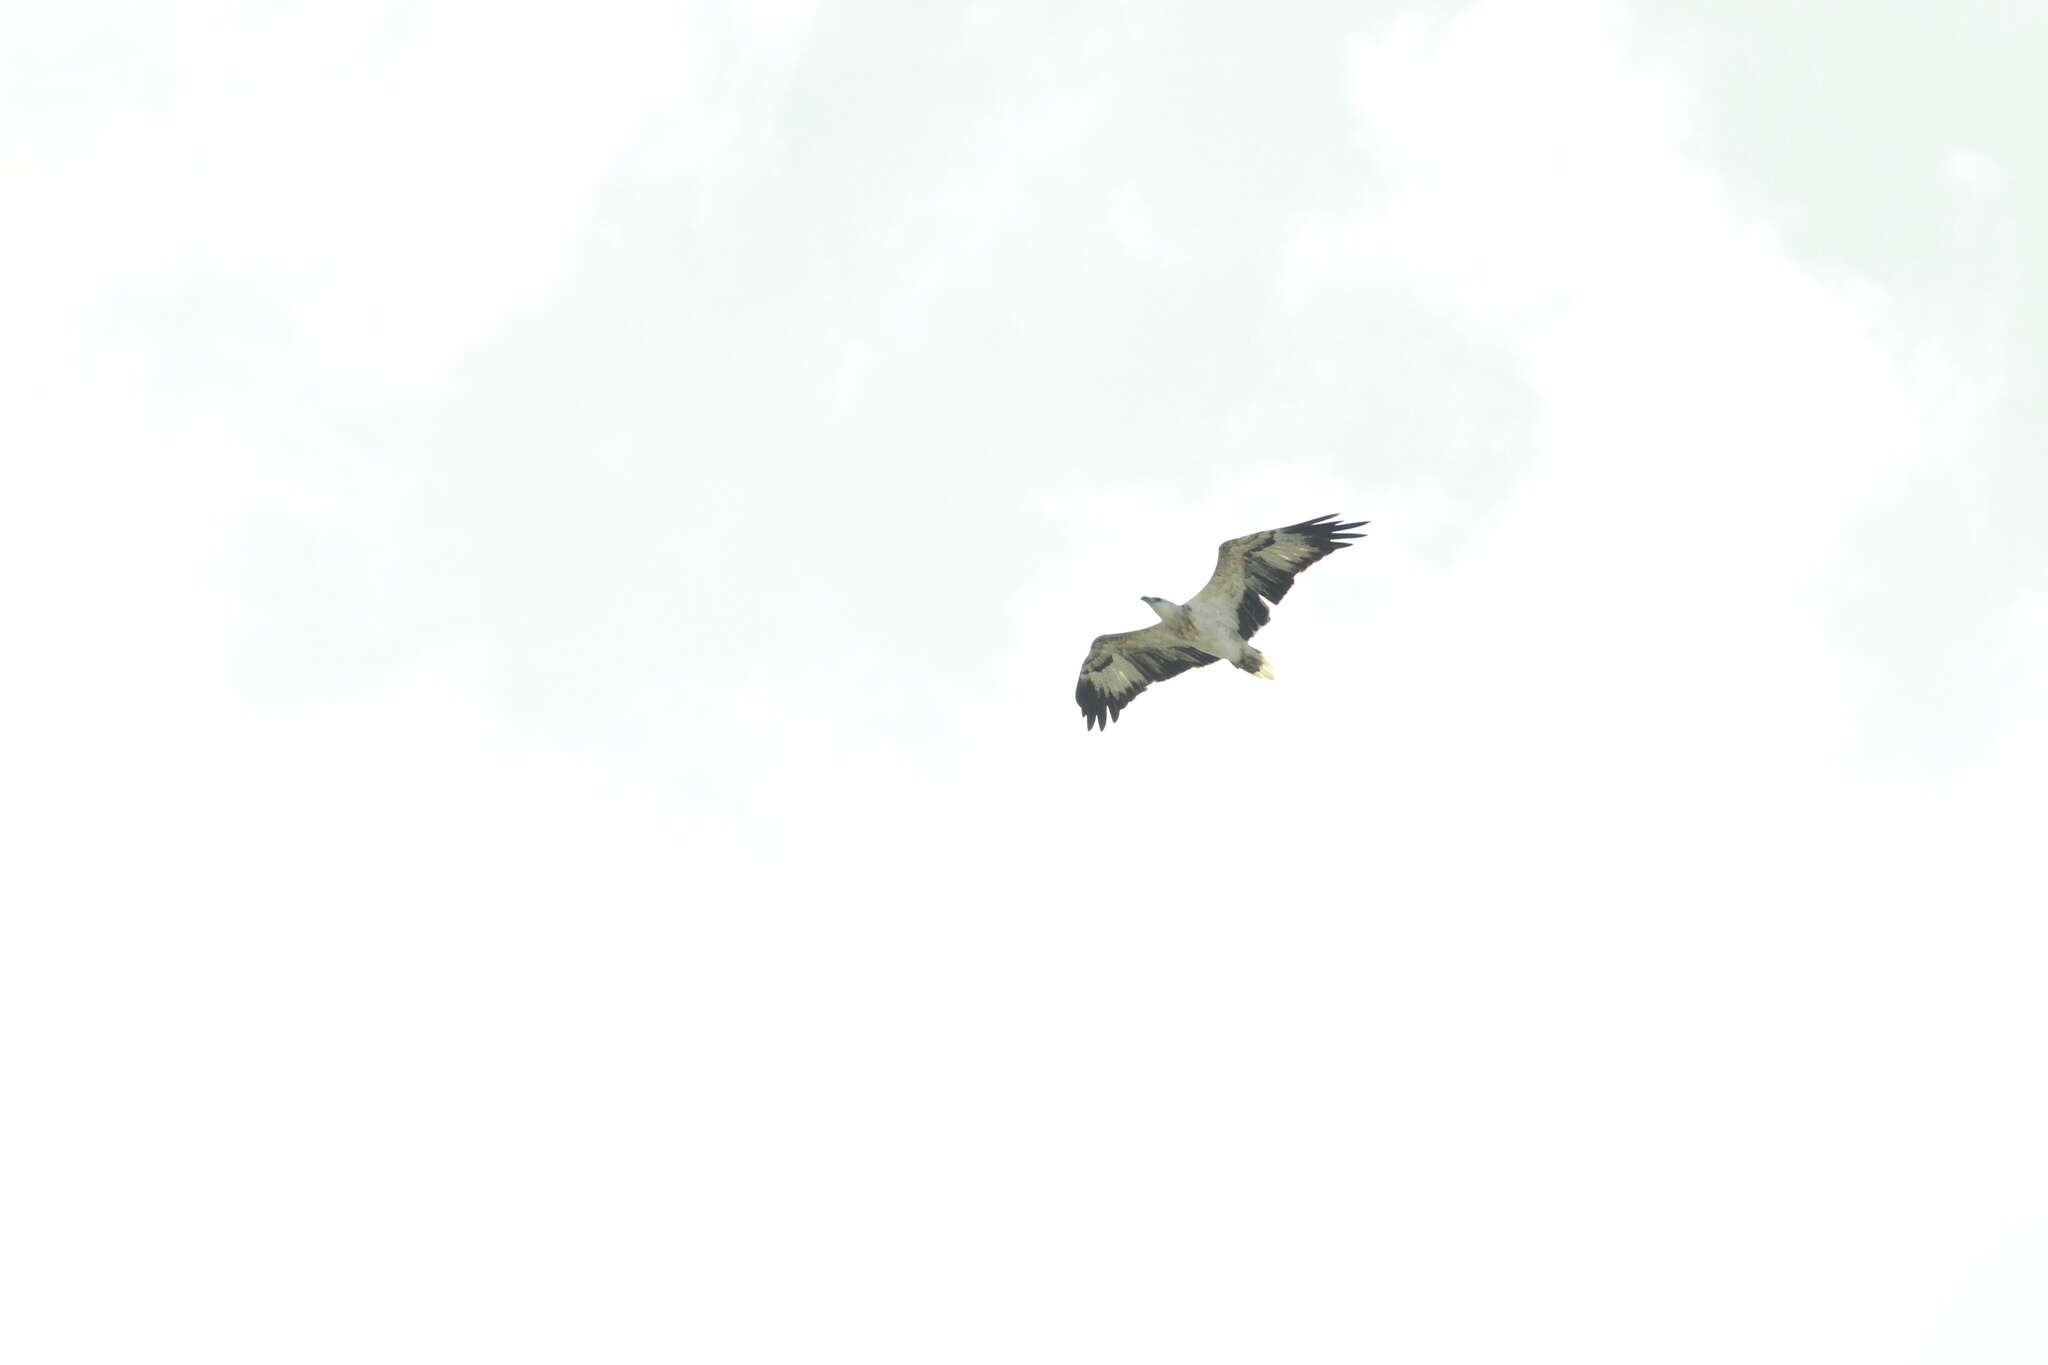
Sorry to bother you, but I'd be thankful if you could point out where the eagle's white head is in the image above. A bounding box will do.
[1140,595,1180,623]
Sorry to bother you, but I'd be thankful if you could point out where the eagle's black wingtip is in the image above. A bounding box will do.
[1289,513,1369,533]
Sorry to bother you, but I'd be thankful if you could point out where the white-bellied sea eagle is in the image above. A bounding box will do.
[1074,514,1367,730]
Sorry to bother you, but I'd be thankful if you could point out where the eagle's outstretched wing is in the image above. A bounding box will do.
[1185,514,1367,641]
[1074,626,1219,731]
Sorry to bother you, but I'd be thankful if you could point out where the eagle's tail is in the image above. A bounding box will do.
[1235,648,1274,679]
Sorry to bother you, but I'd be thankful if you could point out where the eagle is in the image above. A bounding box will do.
[1074,514,1368,730]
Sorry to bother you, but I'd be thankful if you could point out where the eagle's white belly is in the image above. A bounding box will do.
[1183,601,1247,662]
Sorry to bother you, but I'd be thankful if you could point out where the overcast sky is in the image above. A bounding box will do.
[7,2,2046,1361]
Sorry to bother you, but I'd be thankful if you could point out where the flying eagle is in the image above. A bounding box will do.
[1074,514,1367,730]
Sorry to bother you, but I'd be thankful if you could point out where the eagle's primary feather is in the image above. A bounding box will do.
[1073,627,1219,731]
[1073,513,1367,730]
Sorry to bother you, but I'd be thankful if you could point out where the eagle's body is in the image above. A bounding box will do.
[1134,595,1273,675]
[1074,514,1367,730]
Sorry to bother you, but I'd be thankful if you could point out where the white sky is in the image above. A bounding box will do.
[6,2,2045,1361]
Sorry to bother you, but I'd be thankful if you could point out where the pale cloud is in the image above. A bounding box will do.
[149,3,687,383]
[1106,179,1196,265]
[1290,0,2038,780]
[819,58,1122,419]
[1943,145,2010,198]
[7,3,811,388]
[1332,2,1696,333]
